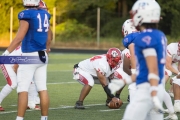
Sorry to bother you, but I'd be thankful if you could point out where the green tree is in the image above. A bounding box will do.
[157,0,180,38]
[0,0,23,33]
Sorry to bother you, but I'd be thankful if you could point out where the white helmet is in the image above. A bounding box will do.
[23,0,40,6]
[122,19,137,37]
[130,0,161,27]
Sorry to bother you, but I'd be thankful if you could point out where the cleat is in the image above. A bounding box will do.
[74,101,85,109]
[164,109,169,114]
[174,102,180,113]
[27,105,40,110]
[106,98,112,106]
[34,97,40,105]
[0,106,4,111]
[127,95,130,102]
[164,113,178,120]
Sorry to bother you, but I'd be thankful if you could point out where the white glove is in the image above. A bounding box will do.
[2,50,10,56]
[152,96,164,113]
[108,79,125,94]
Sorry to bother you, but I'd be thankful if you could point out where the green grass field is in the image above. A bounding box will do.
[0,52,178,120]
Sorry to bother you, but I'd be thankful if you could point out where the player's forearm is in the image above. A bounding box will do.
[166,65,179,75]
[7,39,21,53]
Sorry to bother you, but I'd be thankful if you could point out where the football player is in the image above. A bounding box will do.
[165,42,180,113]
[121,19,139,102]
[2,0,51,120]
[0,46,40,111]
[109,0,170,119]
[73,48,122,109]
[106,48,130,106]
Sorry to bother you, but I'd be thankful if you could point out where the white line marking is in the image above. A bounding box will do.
[0,103,105,114]
[0,82,78,88]
[99,109,121,112]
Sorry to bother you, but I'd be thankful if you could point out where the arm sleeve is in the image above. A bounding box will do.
[18,10,31,20]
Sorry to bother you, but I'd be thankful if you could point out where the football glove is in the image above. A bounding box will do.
[2,50,10,56]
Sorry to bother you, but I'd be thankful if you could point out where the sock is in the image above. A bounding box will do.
[174,100,180,103]
[0,84,13,104]
[16,116,23,120]
[164,91,174,114]
[28,82,38,102]
[41,116,48,120]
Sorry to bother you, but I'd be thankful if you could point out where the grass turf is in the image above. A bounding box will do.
[0,52,178,120]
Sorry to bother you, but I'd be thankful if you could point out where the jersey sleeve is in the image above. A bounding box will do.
[18,10,31,20]
[122,35,132,48]
[92,61,107,76]
[166,43,174,57]
[122,33,138,48]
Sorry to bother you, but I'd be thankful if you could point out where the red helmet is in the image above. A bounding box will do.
[39,0,47,10]
[106,48,122,68]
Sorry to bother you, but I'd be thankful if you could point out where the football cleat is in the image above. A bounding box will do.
[34,97,40,105]
[164,113,178,120]
[163,109,169,114]
[27,105,40,110]
[74,101,85,109]
[27,101,40,110]
[0,106,5,111]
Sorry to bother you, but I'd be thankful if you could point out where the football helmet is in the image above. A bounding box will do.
[39,0,47,10]
[23,0,40,6]
[106,48,121,68]
[130,0,161,27]
[122,19,137,37]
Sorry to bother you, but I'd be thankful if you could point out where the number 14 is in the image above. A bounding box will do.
[37,13,49,32]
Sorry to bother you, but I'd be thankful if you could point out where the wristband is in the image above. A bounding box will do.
[2,50,10,56]
[150,86,158,93]
[148,73,160,81]
[165,69,172,76]
[131,69,136,74]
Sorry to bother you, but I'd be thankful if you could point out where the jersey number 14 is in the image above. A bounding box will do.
[37,13,49,32]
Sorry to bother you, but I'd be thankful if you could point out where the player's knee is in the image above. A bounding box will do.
[88,81,94,87]
[36,85,47,91]
[17,86,29,93]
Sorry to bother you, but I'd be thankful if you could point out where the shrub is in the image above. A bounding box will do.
[55,19,94,41]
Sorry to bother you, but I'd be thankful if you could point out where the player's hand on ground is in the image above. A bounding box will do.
[152,96,164,113]
[111,97,120,107]
[108,79,125,94]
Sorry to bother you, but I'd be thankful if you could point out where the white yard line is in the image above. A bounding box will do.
[0,82,77,88]
[0,103,105,114]
[99,109,121,112]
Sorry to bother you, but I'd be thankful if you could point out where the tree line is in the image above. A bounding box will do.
[0,0,180,40]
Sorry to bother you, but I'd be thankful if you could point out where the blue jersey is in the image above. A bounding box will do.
[18,9,51,52]
[134,29,167,85]
[122,32,140,48]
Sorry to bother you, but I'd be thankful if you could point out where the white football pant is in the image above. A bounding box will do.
[123,83,164,120]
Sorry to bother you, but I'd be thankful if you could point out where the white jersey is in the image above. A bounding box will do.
[78,55,114,77]
[167,43,180,63]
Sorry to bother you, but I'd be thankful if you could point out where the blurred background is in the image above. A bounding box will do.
[0,0,180,50]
